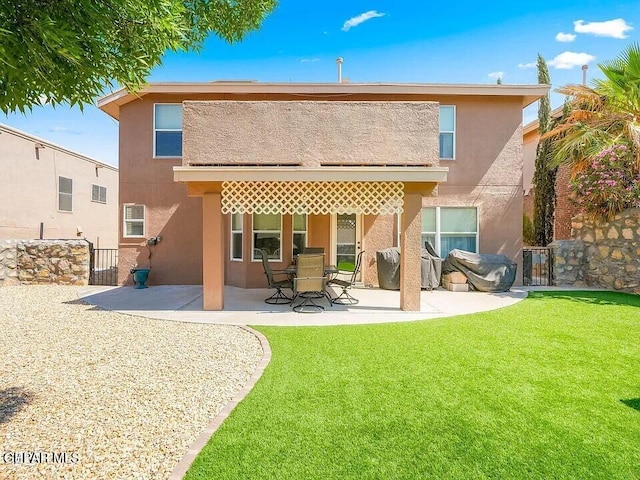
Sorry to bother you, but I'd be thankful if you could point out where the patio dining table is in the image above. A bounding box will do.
[284,264,339,277]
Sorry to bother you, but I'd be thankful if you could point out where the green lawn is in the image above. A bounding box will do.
[186,291,640,479]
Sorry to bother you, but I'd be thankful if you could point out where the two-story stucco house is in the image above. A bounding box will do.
[0,123,119,248]
[98,82,547,311]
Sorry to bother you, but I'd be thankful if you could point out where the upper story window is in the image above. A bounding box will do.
[58,176,73,212]
[154,104,182,157]
[439,105,455,160]
[422,207,477,258]
[91,184,107,204]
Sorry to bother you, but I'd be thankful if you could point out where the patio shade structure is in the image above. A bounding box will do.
[174,166,449,311]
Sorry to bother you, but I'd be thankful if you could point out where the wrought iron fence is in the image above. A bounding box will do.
[523,247,553,286]
[89,248,119,286]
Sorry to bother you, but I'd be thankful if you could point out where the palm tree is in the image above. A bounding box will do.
[544,43,640,173]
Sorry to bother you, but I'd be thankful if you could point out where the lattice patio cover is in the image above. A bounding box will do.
[221,181,404,215]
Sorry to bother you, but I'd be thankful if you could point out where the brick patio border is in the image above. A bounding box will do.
[167,326,272,480]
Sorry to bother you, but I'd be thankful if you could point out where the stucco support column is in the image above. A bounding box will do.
[202,192,224,310]
[400,190,422,311]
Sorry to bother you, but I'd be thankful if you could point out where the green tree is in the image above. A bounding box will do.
[532,54,556,246]
[545,43,640,174]
[0,0,276,113]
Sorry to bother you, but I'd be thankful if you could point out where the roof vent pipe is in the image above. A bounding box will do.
[582,64,588,86]
[336,57,344,83]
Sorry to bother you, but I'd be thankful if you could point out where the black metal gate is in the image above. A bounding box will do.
[523,247,553,286]
[89,247,119,286]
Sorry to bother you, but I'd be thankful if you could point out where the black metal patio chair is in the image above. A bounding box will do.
[327,250,364,305]
[259,249,292,304]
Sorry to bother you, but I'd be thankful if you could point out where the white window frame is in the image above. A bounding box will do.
[292,213,308,257]
[91,184,107,204]
[230,213,243,261]
[439,105,456,160]
[421,206,478,257]
[153,103,183,158]
[58,176,73,212]
[123,204,146,238]
[251,213,282,262]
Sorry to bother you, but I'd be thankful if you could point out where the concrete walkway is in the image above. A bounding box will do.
[78,285,529,326]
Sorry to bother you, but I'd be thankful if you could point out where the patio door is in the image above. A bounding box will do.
[331,214,362,280]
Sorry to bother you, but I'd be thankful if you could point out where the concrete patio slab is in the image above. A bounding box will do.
[78,285,529,326]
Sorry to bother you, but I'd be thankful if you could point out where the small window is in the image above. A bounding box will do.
[422,207,478,258]
[58,176,73,212]
[231,213,243,261]
[439,105,455,160]
[154,104,182,157]
[252,213,282,261]
[292,213,307,257]
[91,184,107,204]
[124,205,145,237]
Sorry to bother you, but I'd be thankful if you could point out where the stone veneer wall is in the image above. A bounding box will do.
[0,240,90,286]
[550,239,587,287]
[551,208,640,293]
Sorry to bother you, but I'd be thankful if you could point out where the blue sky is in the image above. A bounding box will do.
[3,0,640,166]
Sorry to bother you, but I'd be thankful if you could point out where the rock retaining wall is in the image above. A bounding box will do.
[551,208,640,293]
[0,240,90,286]
[550,239,587,288]
[0,240,20,286]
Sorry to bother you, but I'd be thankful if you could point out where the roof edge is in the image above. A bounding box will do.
[98,82,550,120]
[0,123,118,171]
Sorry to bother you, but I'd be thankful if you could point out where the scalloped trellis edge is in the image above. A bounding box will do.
[221,181,404,215]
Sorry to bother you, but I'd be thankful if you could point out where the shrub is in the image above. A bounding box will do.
[523,215,535,245]
[570,144,640,219]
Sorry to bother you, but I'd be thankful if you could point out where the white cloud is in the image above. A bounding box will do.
[342,10,385,32]
[518,62,536,69]
[300,58,319,64]
[555,32,576,42]
[574,18,632,38]
[49,126,82,135]
[488,71,504,81]
[548,51,596,69]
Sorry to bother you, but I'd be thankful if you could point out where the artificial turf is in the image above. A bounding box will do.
[185,291,640,479]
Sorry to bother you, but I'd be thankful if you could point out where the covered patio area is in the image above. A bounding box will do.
[78,284,528,326]
[176,166,449,312]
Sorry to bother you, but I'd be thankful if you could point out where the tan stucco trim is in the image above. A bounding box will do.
[98,82,550,119]
[174,166,449,184]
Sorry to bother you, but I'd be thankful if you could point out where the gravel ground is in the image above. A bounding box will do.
[0,286,263,480]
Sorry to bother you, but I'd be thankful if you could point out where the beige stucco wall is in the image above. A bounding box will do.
[118,98,203,286]
[183,101,439,167]
[0,125,118,248]
[523,128,537,195]
[423,96,524,284]
[117,92,525,286]
[362,214,397,287]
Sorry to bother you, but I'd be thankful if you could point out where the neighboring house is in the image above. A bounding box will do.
[98,82,547,311]
[0,124,119,248]
[522,111,578,241]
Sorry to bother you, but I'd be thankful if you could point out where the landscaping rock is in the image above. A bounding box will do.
[0,286,262,480]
